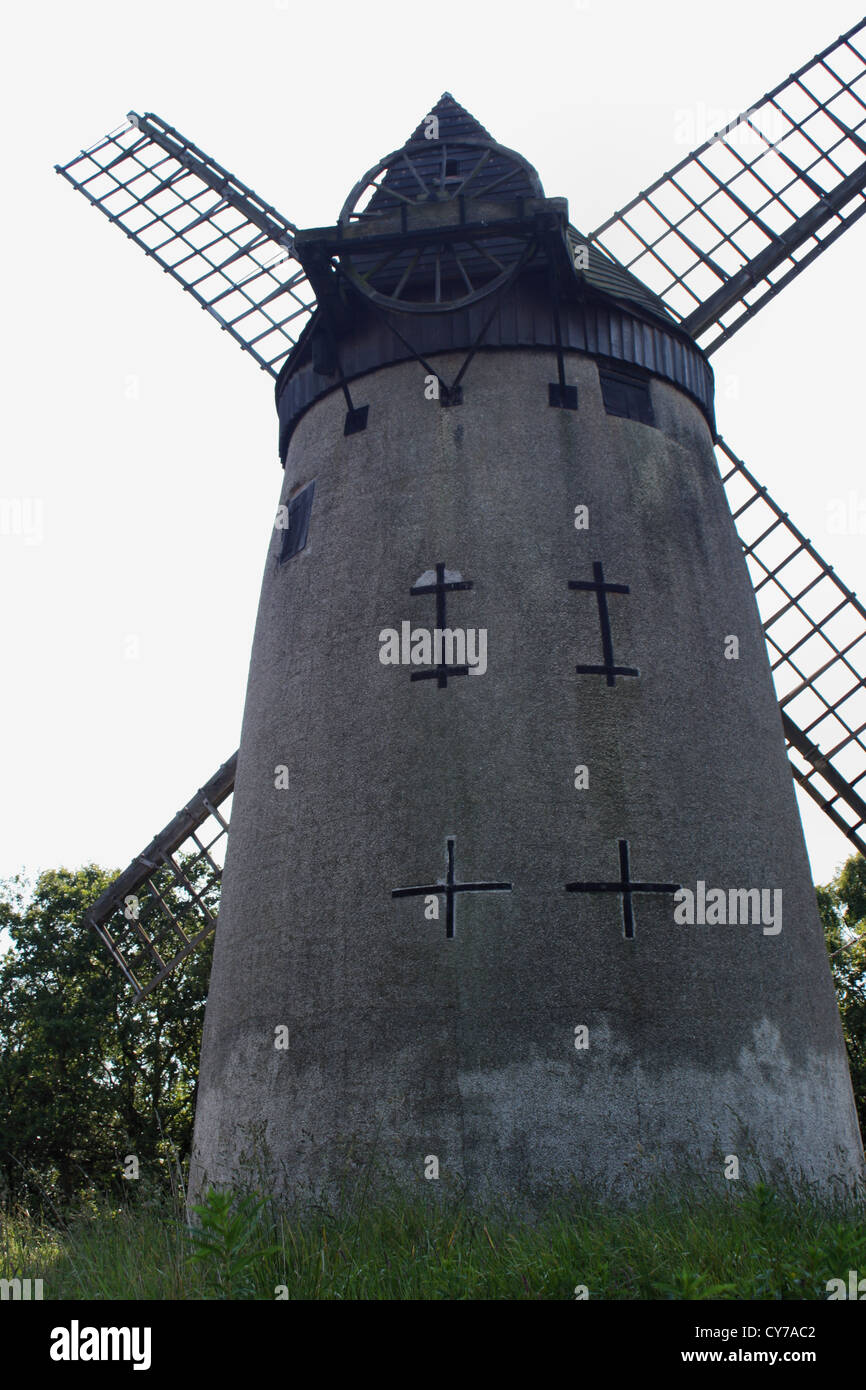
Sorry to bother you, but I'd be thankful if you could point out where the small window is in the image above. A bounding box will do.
[442,159,463,191]
[278,480,315,564]
[599,369,655,426]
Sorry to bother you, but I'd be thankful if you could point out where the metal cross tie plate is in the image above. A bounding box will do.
[392,836,512,939]
[410,562,474,688]
[565,838,680,939]
[569,560,639,687]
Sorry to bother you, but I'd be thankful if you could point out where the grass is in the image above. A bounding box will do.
[2,1175,865,1299]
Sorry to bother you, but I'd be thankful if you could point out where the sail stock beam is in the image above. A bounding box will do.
[56,112,316,375]
[589,20,866,353]
[84,753,237,1000]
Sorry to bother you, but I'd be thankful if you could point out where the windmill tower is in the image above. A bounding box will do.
[59,22,866,1202]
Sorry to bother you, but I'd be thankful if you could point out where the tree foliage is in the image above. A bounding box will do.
[817,852,866,1141]
[1,853,863,1209]
[0,865,211,1206]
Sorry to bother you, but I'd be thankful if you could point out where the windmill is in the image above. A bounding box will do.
[58,19,866,1200]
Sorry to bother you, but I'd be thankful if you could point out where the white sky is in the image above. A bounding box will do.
[1,0,865,894]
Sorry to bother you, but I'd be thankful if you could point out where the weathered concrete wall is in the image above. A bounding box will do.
[190,347,864,1203]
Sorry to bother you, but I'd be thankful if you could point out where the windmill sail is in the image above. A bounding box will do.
[56,112,315,375]
[589,19,866,353]
[85,753,236,1000]
[719,438,866,857]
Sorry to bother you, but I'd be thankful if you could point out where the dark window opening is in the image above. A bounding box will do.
[599,369,655,426]
[278,480,315,564]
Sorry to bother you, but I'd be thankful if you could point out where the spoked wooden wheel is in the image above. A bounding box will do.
[338,139,541,312]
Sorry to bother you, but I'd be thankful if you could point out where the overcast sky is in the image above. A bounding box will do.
[2,0,864,895]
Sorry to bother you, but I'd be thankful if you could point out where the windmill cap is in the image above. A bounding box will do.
[398,94,673,326]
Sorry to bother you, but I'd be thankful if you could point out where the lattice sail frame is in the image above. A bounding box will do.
[589,19,866,353]
[718,440,866,856]
[56,112,316,375]
[85,755,236,1000]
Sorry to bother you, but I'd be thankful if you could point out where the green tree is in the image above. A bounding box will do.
[817,853,866,1140]
[0,864,212,1206]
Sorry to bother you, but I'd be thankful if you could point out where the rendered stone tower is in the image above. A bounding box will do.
[189,97,864,1201]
